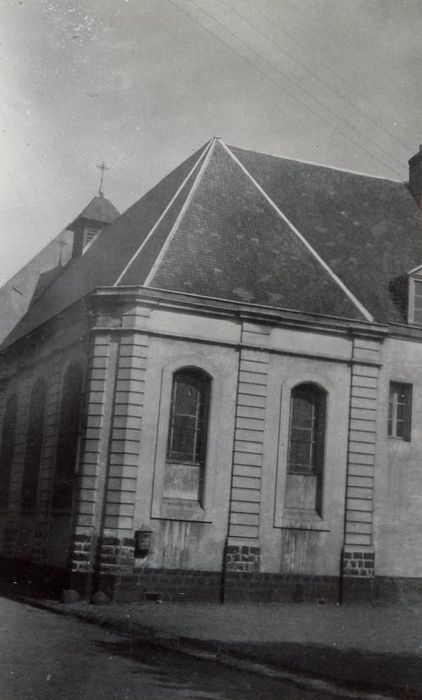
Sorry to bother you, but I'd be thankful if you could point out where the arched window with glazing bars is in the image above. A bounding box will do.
[21,379,47,511]
[285,382,327,515]
[0,394,17,509]
[52,362,84,511]
[164,367,211,504]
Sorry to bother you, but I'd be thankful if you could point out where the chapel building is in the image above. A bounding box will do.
[1,138,422,603]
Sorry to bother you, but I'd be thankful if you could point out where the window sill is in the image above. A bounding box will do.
[154,497,212,523]
[281,511,330,532]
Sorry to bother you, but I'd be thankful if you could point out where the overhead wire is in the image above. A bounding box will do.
[167,0,405,178]
[256,1,418,146]
[218,0,414,154]
[187,0,405,176]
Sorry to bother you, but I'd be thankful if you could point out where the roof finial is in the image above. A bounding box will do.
[96,161,110,197]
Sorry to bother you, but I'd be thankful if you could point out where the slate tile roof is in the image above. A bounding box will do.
[3,142,208,347]
[74,195,120,225]
[231,146,422,324]
[3,137,422,349]
[146,141,364,320]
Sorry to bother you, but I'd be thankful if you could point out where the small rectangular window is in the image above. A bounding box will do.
[388,382,412,441]
[412,279,422,324]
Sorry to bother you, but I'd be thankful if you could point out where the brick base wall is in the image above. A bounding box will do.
[3,551,422,605]
[2,526,18,558]
[32,526,49,564]
[110,568,222,602]
[224,573,339,603]
[0,556,79,594]
[96,536,135,577]
[341,548,375,603]
[225,545,260,573]
[342,549,375,578]
[68,534,92,574]
[110,569,339,604]
[374,576,422,605]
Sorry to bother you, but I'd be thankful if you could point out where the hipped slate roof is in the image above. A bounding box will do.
[4,137,422,348]
[72,194,120,226]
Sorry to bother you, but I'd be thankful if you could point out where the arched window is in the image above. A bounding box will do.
[52,362,84,510]
[285,383,326,514]
[0,394,17,508]
[164,368,211,503]
[21,379,47,511]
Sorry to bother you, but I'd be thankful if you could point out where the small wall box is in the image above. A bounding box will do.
[134,528,152,557]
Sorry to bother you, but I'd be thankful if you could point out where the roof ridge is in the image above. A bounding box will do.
[230,144,403,184]
[143,138,218,287]
[114,139,214,286]
[222,141,374,322]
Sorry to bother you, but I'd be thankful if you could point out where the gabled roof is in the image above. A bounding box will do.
[3,137,422,349]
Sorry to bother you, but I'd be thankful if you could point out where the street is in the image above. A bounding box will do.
[0,595,355,700]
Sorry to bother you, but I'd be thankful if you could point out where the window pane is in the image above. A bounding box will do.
[0,395,17,508]
[53,363,84,510]
[167,369,210,472]
[388,382,412,441]
[169,415,197,461]
[291,394,314,429]
[396,420,404,438]
[21,379,47,511]
[288,439,312,471]
[286,383,326,515]
[174,379,201,416]
[396,402,405,421]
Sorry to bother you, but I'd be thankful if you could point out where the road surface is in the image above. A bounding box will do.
[0,595,354,699]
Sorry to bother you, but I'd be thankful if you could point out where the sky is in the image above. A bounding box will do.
[0,0,421,287]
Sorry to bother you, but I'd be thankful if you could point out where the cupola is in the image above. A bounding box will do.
[69,193,119,258]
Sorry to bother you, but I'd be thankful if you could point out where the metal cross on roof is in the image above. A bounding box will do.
[97,161,110,196]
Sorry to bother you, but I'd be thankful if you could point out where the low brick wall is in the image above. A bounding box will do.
[223,572,339,603]
[110,569,339,604]
[2,552,422,605]
[0,555,79,595]
[110,568,222,602]
[374,576,422,605]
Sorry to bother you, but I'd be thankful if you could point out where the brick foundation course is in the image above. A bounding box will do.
[225,545,260,573]
[342,550,375,578]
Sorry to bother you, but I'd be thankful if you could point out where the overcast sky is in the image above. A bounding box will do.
[1,0,421,286]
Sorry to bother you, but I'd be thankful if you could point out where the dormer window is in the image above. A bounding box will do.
[407,265,422,324]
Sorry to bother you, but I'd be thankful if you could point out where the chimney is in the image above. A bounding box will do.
[408,146,422,207]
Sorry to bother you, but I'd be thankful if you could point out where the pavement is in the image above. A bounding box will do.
[3,596,343,700]
[2,578,422,699]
